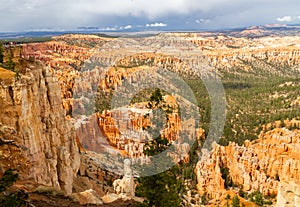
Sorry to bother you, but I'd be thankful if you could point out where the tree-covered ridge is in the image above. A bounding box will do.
[186,68,300,146]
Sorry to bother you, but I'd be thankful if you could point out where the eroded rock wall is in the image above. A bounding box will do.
[0,63,80,195]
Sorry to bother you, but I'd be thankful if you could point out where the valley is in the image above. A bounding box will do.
[0,27,300,206]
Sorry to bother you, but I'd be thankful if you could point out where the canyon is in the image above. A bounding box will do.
[0,31,300,206]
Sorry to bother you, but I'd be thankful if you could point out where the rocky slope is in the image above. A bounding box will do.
[196,127,300,206]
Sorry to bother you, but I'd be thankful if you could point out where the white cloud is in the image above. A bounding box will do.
[119,25,132,29]
[276,15,300,22]
[277,16,293,22]
[99,27,117,31]
[99,25,133,30]
[195,19,211,24]
[124,25,132,29]
[145,23,167,27]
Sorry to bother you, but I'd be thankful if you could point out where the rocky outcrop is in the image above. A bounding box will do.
[21,40,98,114]
[21,41,95,64]
[0,123,29,177]
[196,127,300,202]
[0,63,80,195]
[113,159,135,197]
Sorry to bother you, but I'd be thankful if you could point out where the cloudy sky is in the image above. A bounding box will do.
[0,0,300,32]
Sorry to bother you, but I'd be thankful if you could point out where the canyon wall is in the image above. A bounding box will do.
[0,63,80,195]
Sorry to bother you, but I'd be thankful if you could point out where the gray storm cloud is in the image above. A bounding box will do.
[0,0,300,31]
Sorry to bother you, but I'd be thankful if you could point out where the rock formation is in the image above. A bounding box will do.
[0,62,80,195]
[196,127,300,205]
[113,159,135,197]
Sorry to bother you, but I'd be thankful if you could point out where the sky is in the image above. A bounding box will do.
[0,0,300,32]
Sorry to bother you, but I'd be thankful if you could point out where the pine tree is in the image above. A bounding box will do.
[0,42,3,64]
[136,89,182,207]
[232,195,240,207]
[7,56,15,71]
[0,169,27,207]
[0,169,18,192]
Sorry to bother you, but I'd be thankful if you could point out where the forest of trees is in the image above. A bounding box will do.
[185,68,300,146]
[135,89,200,207]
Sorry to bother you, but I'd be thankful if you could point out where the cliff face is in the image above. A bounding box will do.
[196,127,300,204]
[21,37,99,115]
[0,63,80,195]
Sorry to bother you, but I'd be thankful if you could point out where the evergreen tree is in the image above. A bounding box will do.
[232,195,240,207]
[136,167,182,207]
[148,88,163,108]
[0,169,18,192]
[249,190,264,206]
[7,56,15,71]
[0,42,3,64]
[0,169,27,207]
[136,88,182,207]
